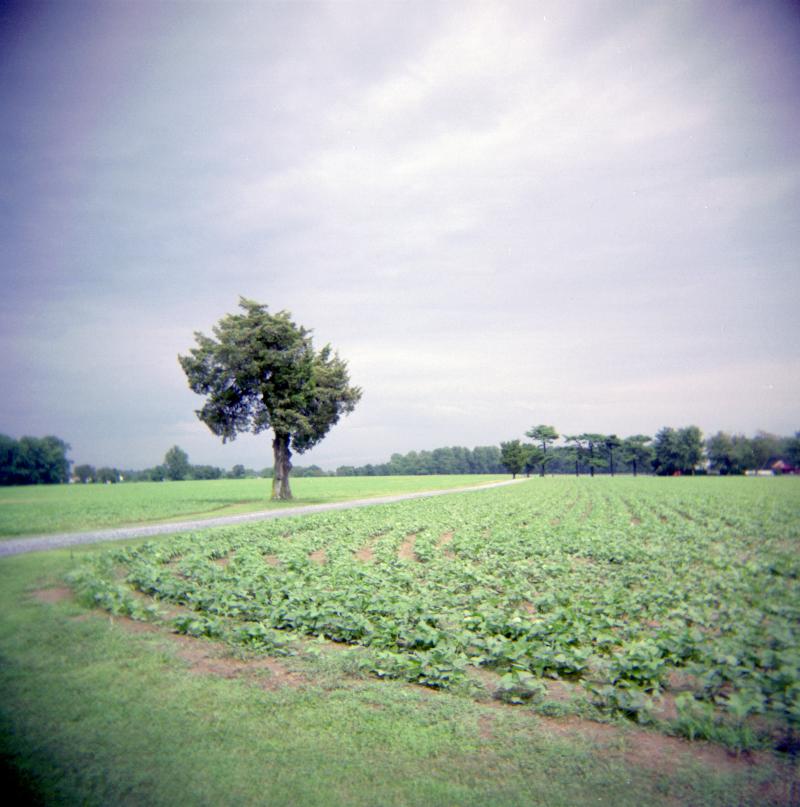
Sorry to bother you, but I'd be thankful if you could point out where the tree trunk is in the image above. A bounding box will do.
[272,433,293,500]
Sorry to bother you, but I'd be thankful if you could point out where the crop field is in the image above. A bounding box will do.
[0,474,505,537]
[70,476,800,754]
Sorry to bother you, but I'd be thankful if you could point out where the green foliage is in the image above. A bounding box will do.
[164,446,191,481]
[621,435,654,476]
[0,434,71,485]
[653,426,704,475]
[96,466,121,484]
[500,440,527,478]
[178,299,361,499]
[337,445,504,476]
[68,477,800,745]
[6,547,779,807]
[495,670,547,704]
[603,434,623,476]
[578,433,607,476]
[73,464,96,483]
[525,425,559,476]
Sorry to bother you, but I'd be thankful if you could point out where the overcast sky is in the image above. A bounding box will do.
[1,0,799,471]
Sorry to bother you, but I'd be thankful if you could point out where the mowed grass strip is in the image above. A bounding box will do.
[0,546,790,807]
[0,474,506,538]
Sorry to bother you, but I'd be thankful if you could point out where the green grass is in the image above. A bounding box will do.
[1,539,792,806]
[0,474,506,537]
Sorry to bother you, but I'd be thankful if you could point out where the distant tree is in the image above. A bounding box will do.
[228,464,246,479]
[653,426,703,475]
[621,435,653,476]
[290,464,327,478]
[750,430,782,470]
[603,434,623,476]
[0,434,19,485]
[579,433,607,477]
[96,466,119,484]
[523,444,545,477]
[563,435,585,476]
[190,464,224,480]
[707,432,759,475]
[164,445,191,481]
[500,440,526,479]
[525,425,559,476]
[7,436,72,485]
[73,464,96,483]
[679,426,704,475]
[653,427,680,475]
[386,453,409,475]
[179,299,361,500]
[730,435,756,473]
[432,447,459,474]
[472,445,504,474]
[416,451,435,475]
[786,432,800,468]
[149,465,167,482]
[707,432,736,474]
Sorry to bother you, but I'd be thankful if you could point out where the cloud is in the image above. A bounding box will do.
[1,0,798,470]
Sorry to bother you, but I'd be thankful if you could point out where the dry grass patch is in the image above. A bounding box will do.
[30,586,73,604]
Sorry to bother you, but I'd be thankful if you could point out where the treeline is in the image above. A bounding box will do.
[5,428,799,487]
[0,434,71,485]
[500,426,800,477]
[335,446,505,477]
[71,445,331,484]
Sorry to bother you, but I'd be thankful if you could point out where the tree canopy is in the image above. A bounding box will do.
[621,435,654,476]
[525,425,558,476]
[500,440,527,478]
[164,445,191,481]
[0,434,71,485]
[179,298,361,499]
[652,426,704,475]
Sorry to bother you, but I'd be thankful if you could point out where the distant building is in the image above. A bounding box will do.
[771,459,797,475]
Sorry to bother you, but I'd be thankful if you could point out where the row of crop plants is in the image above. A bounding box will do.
[67,477,800,751]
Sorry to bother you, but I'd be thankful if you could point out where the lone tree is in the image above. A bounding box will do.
[179,299,362,500]
[164,445,191,481]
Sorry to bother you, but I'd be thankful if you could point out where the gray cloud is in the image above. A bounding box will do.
[1,0,799,470]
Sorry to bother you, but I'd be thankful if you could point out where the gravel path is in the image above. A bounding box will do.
[0,478,525,557]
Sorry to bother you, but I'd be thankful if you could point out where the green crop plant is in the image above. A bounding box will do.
[66,476,800,750]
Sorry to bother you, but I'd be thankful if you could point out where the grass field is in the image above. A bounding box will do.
[0,474,505,537]
[2,476,799,805]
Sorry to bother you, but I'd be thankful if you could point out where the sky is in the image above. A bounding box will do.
[1,0,799,471]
